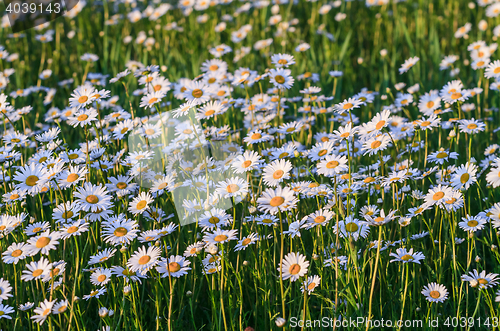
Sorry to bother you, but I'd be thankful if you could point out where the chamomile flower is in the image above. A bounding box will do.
[269,68,294,89]
[127,246,162,275]
[459,215,488,232]
[21,257,51,281]
[462,269,499,289]
[451,162,477,190]
[389,248,425,264]
[399,56,419,74]
[102,216,139,246]
[156,255,191,278]
[233,233,259,251]
[279,252,309,282]
[31,299,55,325]
[302,275,321,294]
[0,303,14,319]
[0,278,13,301]
[316,155,348,176]
[74,183,113,213]
[421,283,448,303]
[128,192,153,215]
[203,228,238,245]
[263,159,292,187]
[257,186,298,215]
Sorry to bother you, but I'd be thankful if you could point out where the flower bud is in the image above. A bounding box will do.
[275,317,286,328]
[99,307,109,317]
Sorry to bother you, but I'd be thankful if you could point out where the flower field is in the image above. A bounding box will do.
[1,0,500,330]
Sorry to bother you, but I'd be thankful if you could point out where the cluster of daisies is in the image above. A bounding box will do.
[1,0,500,328]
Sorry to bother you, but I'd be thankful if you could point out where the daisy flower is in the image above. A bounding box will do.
[52,201,81,224]
[88,248,117,265]
[334,215,370,241]
[459,118,485,134]
[59,219,89,240]
[399,56,419,74]
[203,228,238,245]
[0,303,14,319]
[459,215,488,232]
[83,287,107,300]
[21,257,51,281]
[0,278,13,301]
[67,108,98,127]
[128,192,154,215]
[389,248,425,264]
[25,230,61,256]
[74,183,112,213]
[199,209,231,230]
[362,134,392,156]
[485,60,500,79]
[233,233,259,251]
[268,68,294,89]
[52,300,69,315]
[69,86,95,109]
[304,209,335,229]
[271,53,295,67]
[263,159,293,187]
[279,252,309,282]
[257,186,298,215]
[156,255,191,278]
[102,216,139,246]
[183,81,213,103]
[31,299,55,325]
[421,283,448,303]
[140,91,165,109]
[2,242,27,264]
[231,150,262,173]
[423,184,453,207]
[215,177,249,199]
[302,275,321,294]
[333,97,363,115]
[451,162,477,190]
[462,269,499,289]
[127,246,162,275]
[13,163,49,196]
[57,165,88,188]
[486,166,500,188]
[316,155,348,176]
[427,149,458,165]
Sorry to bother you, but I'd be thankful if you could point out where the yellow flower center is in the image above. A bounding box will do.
[192,89,203,98]
[429,290,440,299]
[168,262,181,272]
[345,222,358,232]
[26,175,39,187]
[86,195,99,204]
[270,196,285,207]
[114,227,128,237]
[214,234,228,242]
[274,75,285,84]
[138,255,151,265]
[401,254,414,261]
[36,237,50,248]
[77,114,89,121]
[289,263,301,275]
